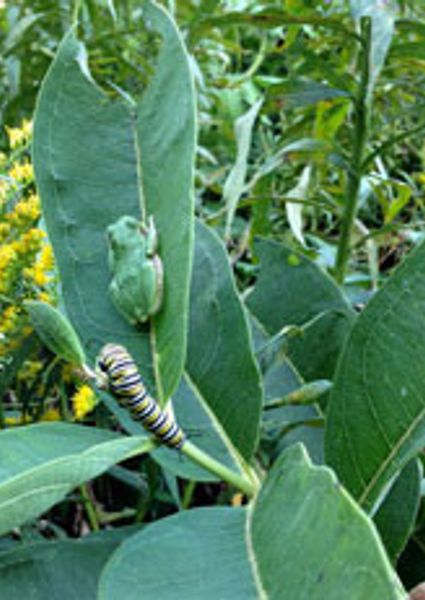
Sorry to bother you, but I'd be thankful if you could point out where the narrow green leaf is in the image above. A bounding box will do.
[326,240,425,511]
[25,301,86,366]
[33,1,196,400]
[193,10,355,39]
[268,80,350,108]
[285,165,311,247]
[224,98,262,240]
[247,138,330,191]
[136,1,196,401]
[0,423,151,535]
[350,0,397,92]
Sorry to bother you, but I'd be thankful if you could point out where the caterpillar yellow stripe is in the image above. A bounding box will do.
[97,343,186,450]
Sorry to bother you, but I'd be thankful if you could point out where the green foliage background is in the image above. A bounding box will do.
[1,0,425,598]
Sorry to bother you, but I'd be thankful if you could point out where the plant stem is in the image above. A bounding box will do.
[182,480,197,509]
[335,17,372,284]
[72,0,83,27]
[79,483,100,531]
[181,440,258,498]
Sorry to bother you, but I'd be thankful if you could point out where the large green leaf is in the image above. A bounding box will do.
[185,221,262,462]
[374,459,421,564]
[33,1,196,400]
[246,239,355,380]
[0,423,151,535]
[0,528,138,600]
[98,444,404,599]
[326,241,425,511]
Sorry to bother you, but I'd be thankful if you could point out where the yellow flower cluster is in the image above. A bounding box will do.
[5,120,32,149]
[24,243,55,287]
[8,161,33,185]
[72,385,97,420]
[7,194,40,227]
[0,306,20,336]
[4,406,61,426]
[0,120,57,375]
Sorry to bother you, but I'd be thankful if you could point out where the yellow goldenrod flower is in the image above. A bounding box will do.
[37,290,52,304]
[17,360,43,381]
[13,228,45,256]
[41,407,62,422]
[72,385,96,420]
[8,161,33,184]
[0,305,20,333]
[7,194,40,227]
[35,267,48,286]
[6,120,32,149]
[0,244,16,270]
[21,325,33,337]
[24,243,55,287]
[0,179,8,202]
[38,243,54,271]
[0,223,11,241]
[4,414,31,427]
[62,363,75,383]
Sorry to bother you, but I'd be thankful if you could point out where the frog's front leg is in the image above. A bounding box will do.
[143,216,159,258]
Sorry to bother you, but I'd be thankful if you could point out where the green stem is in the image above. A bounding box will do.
[229,34,267,88]
[72,0,84,26]
[334,17,372,285]
[79,483,100,531]
[182,480,197,509]
[181,440,258,498]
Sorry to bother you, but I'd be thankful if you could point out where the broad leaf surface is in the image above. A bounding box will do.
[185,221,262,461]
[246,239,355,380]
[0,423,151,535]
[374,459,421,564]
[33,1,195,400]
[0,528,138,600]
[326,240,425,511]
[99,444,404,599]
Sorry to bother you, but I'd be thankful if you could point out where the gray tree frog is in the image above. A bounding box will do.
[107,215,164,325]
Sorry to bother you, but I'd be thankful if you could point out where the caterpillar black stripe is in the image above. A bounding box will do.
[97,343,186,450]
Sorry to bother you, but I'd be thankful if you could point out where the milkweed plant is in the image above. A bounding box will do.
[0,1,425,599]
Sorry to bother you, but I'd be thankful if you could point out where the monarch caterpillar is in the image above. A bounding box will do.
[97,343,186,450]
